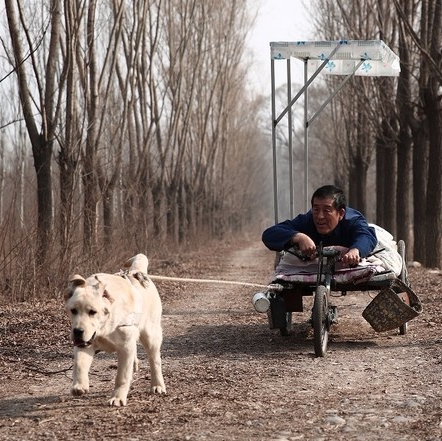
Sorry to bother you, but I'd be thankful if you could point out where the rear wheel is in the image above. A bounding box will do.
[398,240,408,285]
[267,295,292,336]
[398,240,408,335]
[312,285,329,357]
[279,312,292,336]
[271,253,291,336]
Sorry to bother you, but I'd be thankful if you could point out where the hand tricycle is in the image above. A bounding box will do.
[253,240,422,357]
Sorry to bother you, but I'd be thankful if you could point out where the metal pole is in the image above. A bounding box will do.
[287,59,294,218]
[274,42,342,126]
[271,58,279,223]
[308,60,365,127]
[303,59,309,212]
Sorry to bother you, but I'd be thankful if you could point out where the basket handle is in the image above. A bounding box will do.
[391,279,423,313]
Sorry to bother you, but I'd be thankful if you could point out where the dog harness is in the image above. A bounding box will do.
[114,270,149,327]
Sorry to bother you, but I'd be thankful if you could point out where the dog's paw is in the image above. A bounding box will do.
[71,385,89,396]
[151,384,166,394]
[109,395,127,407]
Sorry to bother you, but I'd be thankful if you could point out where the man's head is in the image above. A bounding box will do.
[310,185,346,235]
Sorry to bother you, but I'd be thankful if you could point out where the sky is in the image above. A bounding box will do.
[247,0,315,96]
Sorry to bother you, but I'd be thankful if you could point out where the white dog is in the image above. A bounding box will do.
[65,254,166,406]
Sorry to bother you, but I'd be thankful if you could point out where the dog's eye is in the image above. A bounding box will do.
[89,310,97,316]
[70,308,77,315]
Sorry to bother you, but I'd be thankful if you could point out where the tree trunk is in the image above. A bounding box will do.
[102,187,114,247]
[33,137,54,262]
[166,184,180,245]
[411,124,427,264]
[83,0,100,254]
[59,147,77,255]
[395,18,413,249]
[382,144,397,236]
[179,182,189,245]
[153,180,167,243]
[375,134,387,227]
[5,0,56,264]
[424,81,442,268]
[59,0,81,260]
[350,154,367,215]
[423,1,442,268]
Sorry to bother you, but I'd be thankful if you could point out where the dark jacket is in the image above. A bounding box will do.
[262,207,377,258]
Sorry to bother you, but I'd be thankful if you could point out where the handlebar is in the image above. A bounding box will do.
[288,245,342,261]
[320,248,342,258]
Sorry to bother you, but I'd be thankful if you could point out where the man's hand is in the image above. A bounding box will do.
[341,248,360,267]
[291,233,317,259]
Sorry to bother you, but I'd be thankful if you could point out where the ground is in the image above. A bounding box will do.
[1,238,442,441]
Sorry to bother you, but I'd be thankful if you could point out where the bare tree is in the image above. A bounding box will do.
[372,1,400,234]
[0,0,270,301]
[4,0,63,264]
[393,0,413,247]
[409,1,430,265]
[310,1,386,214]
[58,0,83,265]
[422,1,442,268]
[393,0,442,267]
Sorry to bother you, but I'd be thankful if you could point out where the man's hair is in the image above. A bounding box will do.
[311,185,347,210]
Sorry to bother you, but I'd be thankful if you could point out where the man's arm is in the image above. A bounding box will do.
[345,214,378,258]
[261,220,298,251]
[262,213,315,252]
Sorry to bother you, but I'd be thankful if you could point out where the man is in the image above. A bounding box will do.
[262,185,377,267]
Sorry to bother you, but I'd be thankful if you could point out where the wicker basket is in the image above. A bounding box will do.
[362,280,423,332]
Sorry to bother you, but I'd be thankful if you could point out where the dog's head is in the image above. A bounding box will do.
[123,254,149,273]
[65,275,113,347]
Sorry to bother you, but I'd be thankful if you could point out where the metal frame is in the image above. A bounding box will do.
[270,40,400,222]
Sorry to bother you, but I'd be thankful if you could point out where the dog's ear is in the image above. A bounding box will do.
[65,275,86,300]
[93,276,115,304]
[69,275,86,288]
[102,289,115,304]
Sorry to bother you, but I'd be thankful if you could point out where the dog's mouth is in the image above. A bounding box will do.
[72,332,96,348]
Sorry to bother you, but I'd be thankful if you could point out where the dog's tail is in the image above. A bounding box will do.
[123,254,149,273]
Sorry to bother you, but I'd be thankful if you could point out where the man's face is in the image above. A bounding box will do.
[311,196,345,235]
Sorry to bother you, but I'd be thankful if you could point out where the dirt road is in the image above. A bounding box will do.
[0,239,441,440]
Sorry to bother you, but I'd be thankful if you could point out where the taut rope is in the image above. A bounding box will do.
[147,274,283,291]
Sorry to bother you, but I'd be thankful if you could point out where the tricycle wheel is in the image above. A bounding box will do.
[313,285,329,357]
[398,240,409,285]
[398,240,408,335]
[267,295,291,335]
[279,312,292,336]
[399,321,408,335]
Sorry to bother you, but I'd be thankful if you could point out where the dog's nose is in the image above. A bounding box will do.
[73,328,84,338]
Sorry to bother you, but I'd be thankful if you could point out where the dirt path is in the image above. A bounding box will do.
[0,240,441,440]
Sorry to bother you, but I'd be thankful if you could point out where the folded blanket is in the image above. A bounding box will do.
[368,224,403,276]
[273,246,392,285]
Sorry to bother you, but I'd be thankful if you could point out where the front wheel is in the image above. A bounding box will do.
[312,285,330,357]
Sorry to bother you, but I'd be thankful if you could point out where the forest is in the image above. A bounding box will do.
[0,0,441,301]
